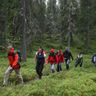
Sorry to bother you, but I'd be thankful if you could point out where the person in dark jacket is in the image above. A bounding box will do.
[75,52,83,67]
[35,48,46,79]
[63,48,73,70]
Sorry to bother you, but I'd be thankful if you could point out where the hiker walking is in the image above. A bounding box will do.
[47,48,56,73]
[35,48,46,79]
[3,46,23,86]
[63,48,73,70]
[75,52,83,67]
[56,50,64,72]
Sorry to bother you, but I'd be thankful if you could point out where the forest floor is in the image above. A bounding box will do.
[0,54,96,96]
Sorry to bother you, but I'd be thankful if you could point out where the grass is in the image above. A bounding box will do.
[0,54,96,96]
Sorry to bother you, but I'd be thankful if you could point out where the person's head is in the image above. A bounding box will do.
[7,45,14,53]
[65,47,70,52]
[41,48,44,52]
[50,48,54,53]
[17,50,21,54]
[58,50,62,54]
[17,49,20,53]
[38,48,42,53]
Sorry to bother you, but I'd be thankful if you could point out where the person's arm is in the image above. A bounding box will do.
[47,56,50,64]
[35,52,38,62]
[55,55,58,64]
[44,53,46,58]
[45,54,49,64]
[70,52,73,60]
[62,55,64,63]
[63,52,65,57]
[12,54,19,68]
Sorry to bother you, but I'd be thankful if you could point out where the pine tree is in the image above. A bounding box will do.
[80,0,93,50]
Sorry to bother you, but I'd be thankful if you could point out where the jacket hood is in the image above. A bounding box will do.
[50,49,54,53]
[9,47,14,53]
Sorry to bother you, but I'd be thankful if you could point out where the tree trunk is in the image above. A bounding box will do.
[21,0,27,61]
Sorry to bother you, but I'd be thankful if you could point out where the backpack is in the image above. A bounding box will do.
[17,51,22,63]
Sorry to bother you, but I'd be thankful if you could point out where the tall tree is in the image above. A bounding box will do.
[59,0,78,48]
[67,0,78,48]
[80,0,93,50]
[59,0,68,45]
[46,0,58,38]
[20,0,27,61]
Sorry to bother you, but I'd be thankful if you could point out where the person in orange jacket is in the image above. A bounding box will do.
[3,46,23,85]
[47,48,56,73]
[56,50,64,72]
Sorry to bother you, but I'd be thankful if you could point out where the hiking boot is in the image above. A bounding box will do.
[52,69,55,73]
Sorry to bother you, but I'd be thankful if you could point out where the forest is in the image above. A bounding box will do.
[0,0,96,96]
[0,0,96,59]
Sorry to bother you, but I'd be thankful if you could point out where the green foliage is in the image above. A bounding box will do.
[0,54,96,96]
[0,0,96,54]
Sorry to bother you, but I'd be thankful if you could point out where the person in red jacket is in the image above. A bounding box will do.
[56,50,64,72]
[3,46,23,85]
[47,48,56,73]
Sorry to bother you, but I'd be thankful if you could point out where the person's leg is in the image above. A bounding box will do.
[75,60,79,67]
[3,66,13,85]
[57,64,59,72]
[36,62,40,77]
[51,64,55,73]
[59,63,62,71]
[15,69,24,84]
[66,59,70,70]
[39,63,44,79]
[65,59,67,69]
[36,62,44,79]
[80,61,83,67]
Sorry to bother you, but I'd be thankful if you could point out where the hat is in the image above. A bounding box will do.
[66,47,70,52]
[50,48,54,53]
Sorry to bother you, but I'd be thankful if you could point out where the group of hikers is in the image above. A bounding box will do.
[35,47,83,79]
[2,45,96,86]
